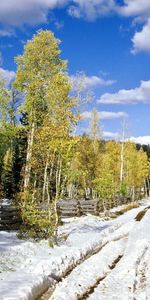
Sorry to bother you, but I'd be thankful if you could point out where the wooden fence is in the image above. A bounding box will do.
[57,196,131,219]
[0,195,133,230]
[0,204,22,231]
[57,199,99,218]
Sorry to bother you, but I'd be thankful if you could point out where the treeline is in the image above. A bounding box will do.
[0,30,149,238]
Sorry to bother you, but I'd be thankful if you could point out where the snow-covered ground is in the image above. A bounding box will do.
[0,199,150,300]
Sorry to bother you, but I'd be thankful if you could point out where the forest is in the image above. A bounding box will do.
[0,30,150,238]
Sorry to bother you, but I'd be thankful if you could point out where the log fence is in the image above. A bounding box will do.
[0,204,22,231]
[0,195,133,230]
[57,196,132,219]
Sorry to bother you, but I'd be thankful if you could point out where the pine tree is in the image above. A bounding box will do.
[0,77,20,198]
[1,148,13,197]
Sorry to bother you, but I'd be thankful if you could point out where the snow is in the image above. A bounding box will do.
[0,216,111,299]
[50,239,126,300]
[88,207,150,300]
[0,198,12,206]
[0,199,150,300]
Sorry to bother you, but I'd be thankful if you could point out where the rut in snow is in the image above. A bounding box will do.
[38,206,149,300]
[79,254,123,300]
[49,238,126,300]
[39,219,133,300]
[88,208,150,300]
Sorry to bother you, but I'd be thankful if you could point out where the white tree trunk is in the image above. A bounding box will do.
[120,141,124,182]
[24,122,35,191]
[42,161,48,202]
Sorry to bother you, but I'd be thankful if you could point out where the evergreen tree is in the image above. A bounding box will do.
[1,148,13,197]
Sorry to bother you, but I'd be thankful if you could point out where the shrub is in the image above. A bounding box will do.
[18,192,57,241]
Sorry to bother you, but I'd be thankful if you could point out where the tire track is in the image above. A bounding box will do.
[49,238,126,300]
[88,208,150,300]
[39,206,148,300]
[133,247,150,300]
[38,222,128,300]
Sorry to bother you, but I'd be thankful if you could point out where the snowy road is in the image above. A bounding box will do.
[44,204,150,300]
[0,200,150,300]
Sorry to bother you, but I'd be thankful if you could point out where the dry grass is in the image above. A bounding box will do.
[114,203,139,217]
[120,202,139,213]
[135,209,147,221]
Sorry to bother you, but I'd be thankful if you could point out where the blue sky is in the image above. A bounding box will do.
[0,0,150,144]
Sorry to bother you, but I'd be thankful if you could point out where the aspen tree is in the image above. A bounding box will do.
[14,30,78,238]
[14,30,67,194]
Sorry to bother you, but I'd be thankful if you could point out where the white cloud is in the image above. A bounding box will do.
[0,0,117,26]
[103,133,150,144]
[68,0,116,20]
[70,74,116,90]
[68,5,81,19]
[67,1,150,54]
[0,68,16,87]
[0,0,149,55]
[98,80,150,104]
[103,131,119,138]
[54,20,64,30]
[132,19,150,53]
[81,110,128,119]
[0,0,68,26]
[68,0,150,22]
[118,0,150,21]
[128,136,150,145]
[0,0,149,28]
[117,0,150,54]
[0,28,15,37]
[0,53,3,66]
[2,0,147,27]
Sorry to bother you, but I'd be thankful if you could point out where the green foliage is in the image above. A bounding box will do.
[0,76,23,198]
[120,182,128,197]
[0,79,10,124]
[1,148,13,197]
[13,30,79,239]
[94,174,114,201]
[19,192,57,240]
[14,30,68,127]
[0,29,150,241]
